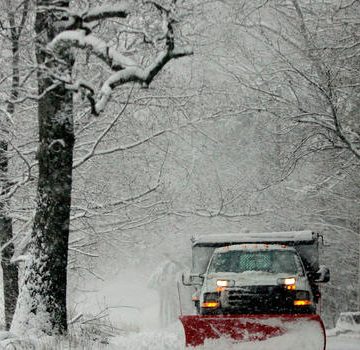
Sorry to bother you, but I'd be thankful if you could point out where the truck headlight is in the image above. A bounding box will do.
[216,279,235,292]
[216,279,235,287]
[283,277,296,285]
[277,277,296,290]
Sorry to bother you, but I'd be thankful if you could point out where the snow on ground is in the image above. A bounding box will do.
[1,267,358,349]
[107,323,358,350]
[0,325,358,349]
[327,336,360,350]
[68,268,360,349]
[108,323,182,350]
[71,267,162,331]
[109,321,305,350]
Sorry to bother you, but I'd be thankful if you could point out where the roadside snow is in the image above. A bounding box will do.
[71,268,161,331]
[108,320,321,350]
[3,266,358,349]
[327,336,360,350]
[0,322,358,349]
[109,323,182,350]
[108,324,360,350]
[108,321,357,350]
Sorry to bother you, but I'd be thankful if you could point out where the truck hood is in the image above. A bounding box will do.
[205,271,295,288]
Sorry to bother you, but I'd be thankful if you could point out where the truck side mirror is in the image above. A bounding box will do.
[182,272,204,286]
[313,265,330,283]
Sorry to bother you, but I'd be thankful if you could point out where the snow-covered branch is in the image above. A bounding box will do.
[95,46,193,114]
[82,4,130,22]
[49,31,192,113]
[38,3,129,25]
[48,30,137,70]
[47,0,193,115]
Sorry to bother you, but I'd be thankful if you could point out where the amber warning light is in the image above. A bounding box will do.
[294,300,312,306]
[201,301,220,308]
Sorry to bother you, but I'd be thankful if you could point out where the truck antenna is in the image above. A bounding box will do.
[177,279,183,316]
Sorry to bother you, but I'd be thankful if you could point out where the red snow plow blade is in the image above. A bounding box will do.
[180,314,326,349]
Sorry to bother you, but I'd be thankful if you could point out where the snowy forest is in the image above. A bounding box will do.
[0,0,359,349]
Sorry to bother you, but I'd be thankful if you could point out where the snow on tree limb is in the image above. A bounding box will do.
[48,30,137,69]
[49,29,193,114]
[37,3,129,22]
[82,4,130,22]
[95,46,193,114]
[46,0,193,115]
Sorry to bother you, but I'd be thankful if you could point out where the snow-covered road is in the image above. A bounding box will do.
[0,326,357,349]
[327,336,359,350]
[72,270,359,350]
[106,322,359,350]
[108,334,358,350]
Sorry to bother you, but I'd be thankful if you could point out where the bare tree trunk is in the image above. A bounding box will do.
[11,0,73,335]
[0,1,25,329]
[0,154,19,330]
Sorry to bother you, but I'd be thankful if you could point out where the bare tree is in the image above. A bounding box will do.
[11,0,192,335]
[220,0,360,317]
[0,0,30,330]
[227,0,360,164]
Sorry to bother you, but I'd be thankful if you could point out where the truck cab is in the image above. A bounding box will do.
[200,244,316,315]
[183,231,329,316]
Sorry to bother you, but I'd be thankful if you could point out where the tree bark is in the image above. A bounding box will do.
[11,0,74,335]
[0,3,22,330]
[0,150,19,330]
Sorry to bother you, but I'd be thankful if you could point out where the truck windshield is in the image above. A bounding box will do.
[208,250,302,275]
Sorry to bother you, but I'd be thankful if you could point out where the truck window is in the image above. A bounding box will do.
[192,246,216,275]
[208,250,302,275]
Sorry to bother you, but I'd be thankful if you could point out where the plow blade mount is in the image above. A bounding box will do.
[180,314,326,349]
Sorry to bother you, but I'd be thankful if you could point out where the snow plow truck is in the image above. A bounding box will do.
[180,230,329,348]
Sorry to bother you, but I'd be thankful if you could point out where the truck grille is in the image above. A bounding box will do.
[224,286,291,312]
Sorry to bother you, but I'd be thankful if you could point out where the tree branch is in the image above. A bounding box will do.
[82,4,130,22]
[47,0,193,115]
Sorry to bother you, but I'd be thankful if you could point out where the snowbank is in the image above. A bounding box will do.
[108,319,324,350]
[0,322,359,349]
